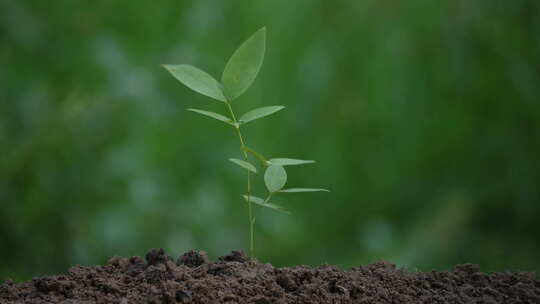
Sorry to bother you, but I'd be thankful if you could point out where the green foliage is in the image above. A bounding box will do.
[165,27,327,256]
[163,65,227,102]
[239,106,285,125]
[279,188,330,193]
[242,195,290,214]
[229,158,257,173]
[268,158,315,166]
[187,109,233,125]
[222,27,266,101]
[264,165,287,192]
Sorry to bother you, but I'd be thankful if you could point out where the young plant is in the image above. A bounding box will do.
[163,27,328,257]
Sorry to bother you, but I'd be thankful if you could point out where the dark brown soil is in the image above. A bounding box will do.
[1,249,539,303]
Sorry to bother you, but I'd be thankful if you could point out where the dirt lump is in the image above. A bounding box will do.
[1,249,539,303]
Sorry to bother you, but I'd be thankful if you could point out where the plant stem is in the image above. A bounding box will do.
[225,101,255,258]
[264,192,273,204]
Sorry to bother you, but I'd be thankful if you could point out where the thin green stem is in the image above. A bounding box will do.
[225,101,255,258]
[264,192,273,204]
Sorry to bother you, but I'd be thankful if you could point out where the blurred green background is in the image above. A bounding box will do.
[2,0,540,281]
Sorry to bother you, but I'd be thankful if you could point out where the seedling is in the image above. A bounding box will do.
[164,27,328,257]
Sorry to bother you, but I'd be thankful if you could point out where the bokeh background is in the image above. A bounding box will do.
[2,0,540,281]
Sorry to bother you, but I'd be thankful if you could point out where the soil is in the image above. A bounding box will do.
[1,249,539,304]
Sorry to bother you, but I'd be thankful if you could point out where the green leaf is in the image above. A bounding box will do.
[222,27,266,101]
[242,146,267,164]
[267,158,315,166]
[279,188,330,193]
[242,195,290,214]
[264,165,287,192]
[163,64,226,102]
[228,158,257,173]
[239,106,285,124]
[187,108,233,125]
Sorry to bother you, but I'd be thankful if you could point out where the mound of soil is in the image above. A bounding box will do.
[1,249,539,303]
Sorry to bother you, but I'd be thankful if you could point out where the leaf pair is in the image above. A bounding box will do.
[165,28,286,128]
[187,105,285,127]
[164,27,266,102]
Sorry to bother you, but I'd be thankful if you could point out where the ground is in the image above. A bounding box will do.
[1,249,539,303]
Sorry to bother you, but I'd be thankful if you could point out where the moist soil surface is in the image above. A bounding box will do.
[1,249,539,304]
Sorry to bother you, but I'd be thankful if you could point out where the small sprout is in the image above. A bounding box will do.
[164,27,327,258]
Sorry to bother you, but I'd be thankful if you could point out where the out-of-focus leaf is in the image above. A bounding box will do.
[242,195,290,214]
[163,64,226,102]
[268,158,315,166]
[187,109,233,125]
[229,158,257,173]
[264,165,287,192]
[279,188,330,193]
[222,27,266,101]
[239,106,285,124]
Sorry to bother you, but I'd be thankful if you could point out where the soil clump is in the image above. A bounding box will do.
[1,249,539,303]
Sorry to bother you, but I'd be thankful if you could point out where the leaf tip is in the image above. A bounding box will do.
[162,64,173,72]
